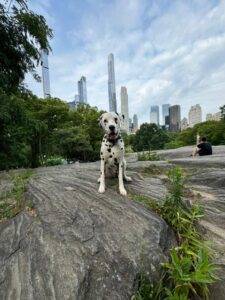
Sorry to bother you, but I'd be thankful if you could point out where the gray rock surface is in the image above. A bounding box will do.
[1,145,225,299]
[0,163,175,300]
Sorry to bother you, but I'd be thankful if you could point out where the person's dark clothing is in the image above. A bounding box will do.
[197,142,212,156]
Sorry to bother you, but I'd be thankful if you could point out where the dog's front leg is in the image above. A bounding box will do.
[118,160,127,196]
[98,159,105,193]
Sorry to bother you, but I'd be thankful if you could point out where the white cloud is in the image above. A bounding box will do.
[25,0,225,125]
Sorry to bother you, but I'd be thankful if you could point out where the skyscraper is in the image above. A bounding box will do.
[78,76,87,103]
[169,105,181,132]
[120,87,129,133]
[162,104,170,125]
[133,114,138,132]
[188,104,202,127]
[150,105,159,125]
[108,53,117,112]
[41,50,51,98]
[181,117,188,131]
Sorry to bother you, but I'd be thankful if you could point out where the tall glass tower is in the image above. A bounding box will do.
[150,105,159,126]
[120,86,129,133]
[78,76,87,103]
[169,105,181,132]
[41,50,51,98]
[108,53,117,112]
[162,104,170,125]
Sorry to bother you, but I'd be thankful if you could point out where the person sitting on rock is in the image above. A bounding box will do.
[193,137,212,156]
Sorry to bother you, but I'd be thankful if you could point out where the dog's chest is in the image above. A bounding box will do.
[101,139,124,177]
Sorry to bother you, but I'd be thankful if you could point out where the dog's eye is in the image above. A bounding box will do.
[104,119,108,123]
[114,118,118,123]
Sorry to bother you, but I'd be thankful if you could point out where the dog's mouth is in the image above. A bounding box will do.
[108,132,117,140]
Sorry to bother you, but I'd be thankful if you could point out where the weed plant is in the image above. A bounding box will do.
[133,167,218,300]
[138,151,161,161]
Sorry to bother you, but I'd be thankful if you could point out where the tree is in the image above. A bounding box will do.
[131,123,171,151]
[220,105,225,121]
[72,103,105,152]
[52,127,93,162]
[0,0,53,92]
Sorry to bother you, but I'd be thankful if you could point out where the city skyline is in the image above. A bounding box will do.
[25,0,225,126]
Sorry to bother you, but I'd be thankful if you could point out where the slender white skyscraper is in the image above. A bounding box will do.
[108,53,117,112]
[78,76,87,103]
[120,86,129,133]
[41,50,51,98]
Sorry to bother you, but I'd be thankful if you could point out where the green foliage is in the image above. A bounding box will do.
[42,156,64,166]
[0,170,32,220]
[131,123,172,152]
[132,167,218,300]
[0,0,53,92]
[220,105,225,121]
[0,89,105,169]
[52,127,94,162]
[138,151,161,161]
[164,119,225,149]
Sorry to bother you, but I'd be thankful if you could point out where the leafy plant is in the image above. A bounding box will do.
[132,167,218,300]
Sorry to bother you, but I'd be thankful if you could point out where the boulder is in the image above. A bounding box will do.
[0,163,175,300]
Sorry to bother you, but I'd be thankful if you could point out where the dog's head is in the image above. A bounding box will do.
[98,112,124,140]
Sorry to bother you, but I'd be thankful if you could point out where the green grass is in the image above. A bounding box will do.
[0,170,32,221]
[131,167,218,300]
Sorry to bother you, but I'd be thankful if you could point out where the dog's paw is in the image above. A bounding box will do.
[119,188,127,196]
[124,176,132,182]
[98,185,105,193]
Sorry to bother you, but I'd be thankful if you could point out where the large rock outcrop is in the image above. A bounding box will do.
[0,163,175,300]
[1,145,225,299]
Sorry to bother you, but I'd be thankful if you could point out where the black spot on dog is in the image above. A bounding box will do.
[101,158,104,160]
[113,152,115,155]
[107,148,111,152]
[121,148,123,150]
[101,152,103,155]
[120,140,123,142]
[114,158,117,163]
[109,155,112,158]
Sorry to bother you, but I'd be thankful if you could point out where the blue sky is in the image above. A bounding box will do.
[26,0,225,125]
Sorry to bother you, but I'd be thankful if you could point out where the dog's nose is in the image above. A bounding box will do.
[109,125,115,131]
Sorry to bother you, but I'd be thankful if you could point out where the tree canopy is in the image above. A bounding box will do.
[0,0,53,92]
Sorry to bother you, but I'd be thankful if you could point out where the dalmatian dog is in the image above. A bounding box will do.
[98,112,132,196]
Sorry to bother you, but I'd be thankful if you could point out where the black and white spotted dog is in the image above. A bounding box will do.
[98,112,132,196]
